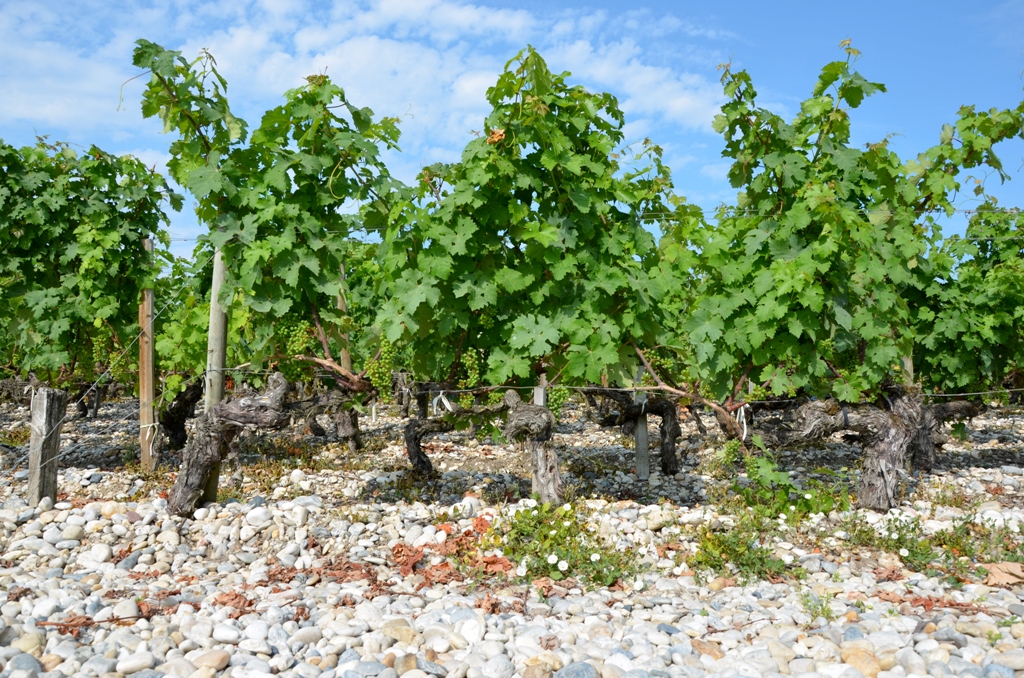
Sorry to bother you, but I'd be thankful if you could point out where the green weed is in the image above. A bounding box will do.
[733,439,849,522]
[690,513,787,584]
[800,591,837,622]
[0,426,30,447]
[489,498,629,587]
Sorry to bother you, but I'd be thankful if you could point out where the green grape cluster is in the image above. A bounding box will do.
[546,386,571,420]
[275,315,314,382]
[457,349,481,408]
[90,325,131,384]
[366,337,396,402]
[643,352,672,386]
[487,389,504,405]
[747,384,769,401]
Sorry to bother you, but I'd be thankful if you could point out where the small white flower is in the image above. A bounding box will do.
[789,505,796,511]
[516,563,528,577]
[591,553,600,562]
[549,529,557,535]
[532,510,539,516]
[563,521,571,527]
[634,577,645,591]
[779,513,787,520]
[547,554,558,564]
[558,560,569,572]
[899,548,909,557]
[804,494,812,500]
[563,503,572,512]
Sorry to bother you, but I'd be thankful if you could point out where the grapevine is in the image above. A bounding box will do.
[275,315,314,383]
[546,386,571,421]
[366,338,396,403]
[90,324,133,386]
[457,349,482,408]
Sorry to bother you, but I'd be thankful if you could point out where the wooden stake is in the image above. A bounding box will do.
[634,367,649,481]
[139,239,156,471]
[205,248,228,411]
[337,262,353,373]
[28,388,67,507]
[203,247,229,503]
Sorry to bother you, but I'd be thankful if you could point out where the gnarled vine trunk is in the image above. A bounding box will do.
[402,397,509,473]
[589,389,682,475]
[335,409,361,454]
[910,400,979,471]
[159,378,204,451]
[785,389,922,510]
[404,418,455,473]
[787,392,982,510]
[394,372,415,418]
[503,390,560,504]
[168,373,291,516]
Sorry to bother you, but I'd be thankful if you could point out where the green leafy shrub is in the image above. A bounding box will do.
[800,591,837,622]
[490,499,629,586]
[690,514,787,584]
[734,441,848,521]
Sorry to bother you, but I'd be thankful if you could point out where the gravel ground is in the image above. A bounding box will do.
[0,397,1023,678]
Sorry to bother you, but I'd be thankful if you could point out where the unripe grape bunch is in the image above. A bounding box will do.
[546,386,571,420]
[458,349,481,408]
[366,338,396,402]
[275,315,314,382]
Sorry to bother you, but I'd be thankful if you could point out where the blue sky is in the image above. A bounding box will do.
[2,0,1023,258]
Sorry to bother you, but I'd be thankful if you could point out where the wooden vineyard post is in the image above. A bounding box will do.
[533,373,547,407]
[634,367,649,481]
[337,262,353,373]
[28,388,68,507]
[205,248,228,411]
[139,238,156,471]
[202,247,229,503]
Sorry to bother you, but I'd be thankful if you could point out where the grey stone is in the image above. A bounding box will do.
[554,664,599,678]
[81,656,119,675]
[416,660,447,678]
[932,629,967,648]
[842,627,865,642]
[947,657,982,677]
[984,664,1015,678]
[295,663,323,678]
[8,656,42,673]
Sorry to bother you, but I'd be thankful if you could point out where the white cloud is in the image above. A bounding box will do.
[700,161,732,181]
[549,39,724,131]
[0,0,738,258]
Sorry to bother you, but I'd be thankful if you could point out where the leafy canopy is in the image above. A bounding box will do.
[912,206,1024,393]
[0,138,178,376]
[674,44,1024,403]
[134,41,402,383]
[377,47,678,386]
